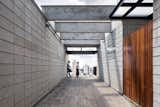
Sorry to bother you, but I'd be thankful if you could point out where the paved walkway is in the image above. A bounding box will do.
[35,76,134,107]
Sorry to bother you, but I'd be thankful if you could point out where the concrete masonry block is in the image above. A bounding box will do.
[24,32,32,42]
[153,47,160,56]
[0,52,14,64]
[14,73,25,84]
[153,56,160,65]
[31,65,37,72]
[24,65,32,73]
[24,49,32,57]
[14,6,25,23]
[24,24,32,34]
[153,84,160,94]
[0,75,14,89]
[153,75,160,85]
[153,37,160,47]
[153,19,158,29]
[0,15,14,33]
[153,28,158,38]
[153,92,160,104]
[14,45,25,56]
[153,66,160,75]
[14,64,25,74]
[0,95,14,107]
[14,0,25,13]
[0,64,14,75]
[24,72,32,82]
[14,26,25,39]
[0,3,15,24]
[14,99,25,107]
[24,96,32,107]
[14,54,24,64]
[13,83,25,104]
[24,81,32,92]
[0,39,14,53]
[0,86,13,100]
[14,15,25,31]
[0,27,14,43]
[0,0,14,11]
[24,56,31,65]
[153,102,160,107]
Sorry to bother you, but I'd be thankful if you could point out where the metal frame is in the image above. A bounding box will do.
[110,0,153,19]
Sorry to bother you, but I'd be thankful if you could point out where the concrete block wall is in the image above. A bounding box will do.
[153,0,160,106]
[99,40,110,85]
[0,0,65,107]
[97,45,104,81]
[104,21,123,93]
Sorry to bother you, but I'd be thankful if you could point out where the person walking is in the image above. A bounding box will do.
[76,62,79,78]
[67,61,72,78]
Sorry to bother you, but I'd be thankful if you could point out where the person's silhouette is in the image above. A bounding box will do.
[67,61,72,78]
[76,62,79,78]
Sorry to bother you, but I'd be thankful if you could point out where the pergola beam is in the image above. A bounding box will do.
[62,40,100,47]
[60,33,105,40]
[55,22,111,33]
[42,5,115,20]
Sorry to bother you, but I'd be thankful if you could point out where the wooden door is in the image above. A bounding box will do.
[123,22,153,107]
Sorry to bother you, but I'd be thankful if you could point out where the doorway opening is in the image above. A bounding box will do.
[66,47,98,79]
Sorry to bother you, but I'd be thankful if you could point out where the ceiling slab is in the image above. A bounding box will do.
[42,5,115,20]
[55,22,111,33]
[60,33,105,40]
[62,40,100,47]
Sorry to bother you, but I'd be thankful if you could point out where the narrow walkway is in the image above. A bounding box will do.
[35,77,134,107]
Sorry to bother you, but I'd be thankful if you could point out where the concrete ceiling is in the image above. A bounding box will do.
[62,40,100,47]
[42,5,115,20]
[60,33,105,40]
[55,22,111,33]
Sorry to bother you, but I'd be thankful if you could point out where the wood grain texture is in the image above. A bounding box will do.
[123,22,153,107]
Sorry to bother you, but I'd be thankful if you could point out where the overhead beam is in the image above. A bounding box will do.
[121,3,153,7]
[62,40,100,47]
[66,51,97,54]
[60,33,105,40]
[42,5,115,20]
[55,22,111,33]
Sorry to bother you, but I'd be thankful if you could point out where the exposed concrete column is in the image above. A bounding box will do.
[153,0,160,106]
[42,6,115,20]
[104,21,123,93]
[97,47,103,81]
[99,40,110,84]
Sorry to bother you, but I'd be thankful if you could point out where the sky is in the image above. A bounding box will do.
[35,0,119,6]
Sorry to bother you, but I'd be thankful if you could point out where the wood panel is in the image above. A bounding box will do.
[123,22,153,107]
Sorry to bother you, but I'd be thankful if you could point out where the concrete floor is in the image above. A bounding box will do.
[35,76,134,107]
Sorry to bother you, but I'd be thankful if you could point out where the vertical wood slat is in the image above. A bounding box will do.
[123,22,153,107]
